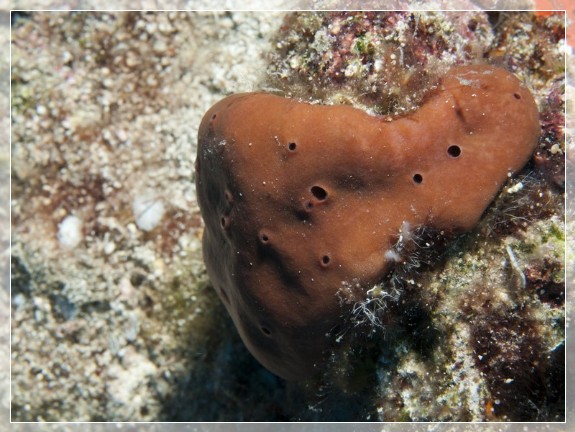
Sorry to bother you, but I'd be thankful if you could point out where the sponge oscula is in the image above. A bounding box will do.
[195,65,540,381]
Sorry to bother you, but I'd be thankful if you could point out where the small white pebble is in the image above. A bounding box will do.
[124,313,140,342]
[62,51,73,63]
[125,52,140,67]
[103,241,116,255]
[145,22,157,33]
[116,129,128,142]
[158,22,173,34]
[550,143,562,154]
[12,293,25,308]
[146,75,158,87]
[153,40,167,52]
[506,182,523,194]
[57,215,83,249]
[132,190,165,232]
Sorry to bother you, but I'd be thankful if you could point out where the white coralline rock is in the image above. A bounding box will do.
[132,190,165,232]
[57,215,83,249]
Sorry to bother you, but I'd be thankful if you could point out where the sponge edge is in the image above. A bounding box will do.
[195,65,540,381]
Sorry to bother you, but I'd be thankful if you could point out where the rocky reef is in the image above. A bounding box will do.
[256,10,566,422]
[10,8,567,423]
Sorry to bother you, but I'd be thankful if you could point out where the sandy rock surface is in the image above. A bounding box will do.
[6,3,574,428]
[10,10,293,422]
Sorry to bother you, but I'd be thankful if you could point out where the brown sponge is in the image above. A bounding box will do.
[195,65,540,380]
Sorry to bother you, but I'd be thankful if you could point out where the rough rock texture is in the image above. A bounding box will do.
[268,11,496,115]
[196,65,540,380]
[10,10,293,422]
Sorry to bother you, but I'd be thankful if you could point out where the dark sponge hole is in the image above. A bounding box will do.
[311,185,328,201]
[288,142,297,151]
[413,174,423,184]
[260,232,270,244]
[261,326,272,336]
[514,93,521,100]
[220,216,230,229]
[448,145,461,157]
[321,255,331,266]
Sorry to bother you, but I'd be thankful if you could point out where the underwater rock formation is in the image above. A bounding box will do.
[196,64,540,380]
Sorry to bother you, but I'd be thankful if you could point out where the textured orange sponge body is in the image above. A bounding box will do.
[195,65,540,380]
